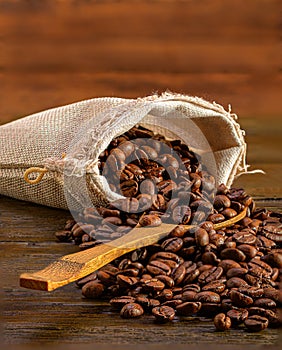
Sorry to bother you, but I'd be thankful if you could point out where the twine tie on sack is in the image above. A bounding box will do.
[24,167,48,185]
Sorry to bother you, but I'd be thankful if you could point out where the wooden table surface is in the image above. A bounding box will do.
[0,0,281,347]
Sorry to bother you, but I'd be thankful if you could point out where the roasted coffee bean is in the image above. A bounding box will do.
[201,252,220,265]
[263,287,280,303]
[162,299,183,308]
[233,230,257,245]
[76,272,98,288]
[244,315,269,332]
[196,291,221,304]
[120,303,144,318]
[111,197,139,213]
[230,290,253,307]
[218,259,241,273]
[262,252,282,269]
[110,296,136,308]
[238,286,264,298]
[214,313,232,331]
[102,216,123,226]
[116,275,139,288]
[253,298,276,309]
[226,267,248,279]
[172,205,191,224]
[221,208,238,219]
[226,277,249,289]
[147,260,171,276]
[152,305,175,323]
[202,281,226,294]
[227,308,249,325]
[221,299,233,311]
[97,270,116,286]
[213,195,231,210]
[237,244,258,259]
[182,291,197,302]
[182,284,201,293]
[139,214,162,227]
[150,252,183,264]
[158,288,174,302]
[195,228,209,247]
[156,275,175,288]
[208,213,225,224]
[161,237,183,253]
[198,303,221,315]
[140,179,156,195]
[81,282,105,299]
[171,264,186,285]
[143,279,165,292]
[55,230,72,242]
[169,225,186,238]
[220,248,246,262]
[198,266,223,284]
[151,194,167,211]
[176,301,202,316]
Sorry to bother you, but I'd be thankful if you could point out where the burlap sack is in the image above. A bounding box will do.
[0,92,247,210]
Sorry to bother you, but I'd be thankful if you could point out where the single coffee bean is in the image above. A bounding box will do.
[116,275,139,288]
[237,244,258,259]
[182,290,197,302]
[238,286,264,298]
[55,230,72,242]
[152,305,175,323]
[195,228,209,247]
[202,280,226,294]
[221,208,238,219]
[253,298,277,309]
[176,301,202,316]
[110,296,136,308]
[230,289,253,307]
[208,213,225,224]
[226,267,248,279]
[146,260,171,276]
[140,179,156,195]
[198,266,223,284]
[81,281,105,299]
[161,237,183,253]
[169,225,186,238]
[120,303,144,318]
[156,275,175,288]
[226,277,249,289]
[219,260,242,273]
[171,264,186,285]
[139,214,162,227]
[214,313,232,331]
[220,248,246,262]
[213,195,231,210]
[244,315,269,332]
[196,291,221,304]
[233,231,257,245]
[172,205,192,224]
[143,279,165,292]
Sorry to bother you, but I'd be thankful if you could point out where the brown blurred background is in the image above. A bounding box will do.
[0,0,281,195]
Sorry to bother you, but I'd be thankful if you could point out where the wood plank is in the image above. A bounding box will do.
[1,71,281,124]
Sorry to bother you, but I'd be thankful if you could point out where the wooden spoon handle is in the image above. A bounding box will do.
[19,223,182,291]
[19,208,248,292]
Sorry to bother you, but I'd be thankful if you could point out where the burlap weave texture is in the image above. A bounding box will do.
[0,93,247,210]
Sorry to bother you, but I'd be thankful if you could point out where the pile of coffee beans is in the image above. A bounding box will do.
[55,125,281,332]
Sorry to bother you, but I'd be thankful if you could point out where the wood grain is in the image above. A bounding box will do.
[0,0,281,123]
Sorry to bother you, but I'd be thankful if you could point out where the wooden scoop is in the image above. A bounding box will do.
[20,208,247,292]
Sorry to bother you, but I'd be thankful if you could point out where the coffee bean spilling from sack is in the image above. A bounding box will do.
[56,125,245,247]
[55,125,281,331]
